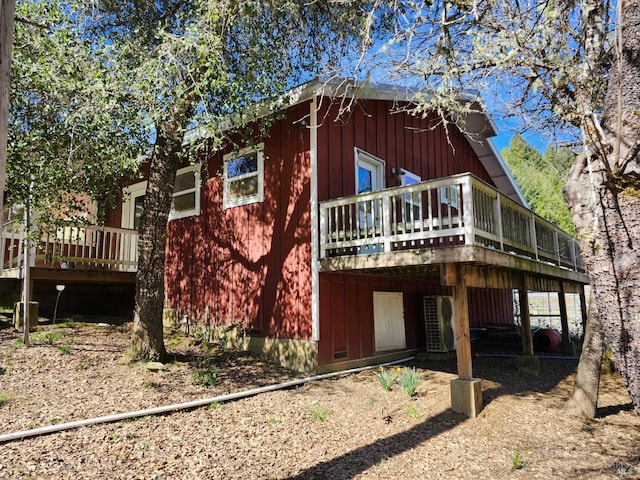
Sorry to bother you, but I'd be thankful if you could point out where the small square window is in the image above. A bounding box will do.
[223,144,264,209]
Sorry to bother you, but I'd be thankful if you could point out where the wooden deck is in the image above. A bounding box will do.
[319,173,588,284]
[1,223,138,282]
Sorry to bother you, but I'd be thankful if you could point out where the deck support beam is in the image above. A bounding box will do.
[450,264,483,417]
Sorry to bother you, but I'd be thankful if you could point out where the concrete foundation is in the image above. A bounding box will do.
[185,321,319,374]
[518,355,541,376]
[450,378,483,418]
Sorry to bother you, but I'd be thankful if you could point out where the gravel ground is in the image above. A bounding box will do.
[0,319,638,480]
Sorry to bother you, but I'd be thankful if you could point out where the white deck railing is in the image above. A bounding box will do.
[319,173,584,272]
[1,223,138,273]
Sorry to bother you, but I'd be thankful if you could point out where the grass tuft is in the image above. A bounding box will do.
[308,401,331,421]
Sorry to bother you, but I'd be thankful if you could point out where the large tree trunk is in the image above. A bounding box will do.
[131,96,195,362]
[565,300,603,418]
[564,0,640,416]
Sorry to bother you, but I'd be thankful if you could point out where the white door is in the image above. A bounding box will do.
[373,291,406,352]
[121,181,147,270]
[356,150,385,253]
[122,181,147,231]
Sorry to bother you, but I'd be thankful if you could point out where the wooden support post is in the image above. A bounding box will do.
[453,264,472,380]
[518,274,540,375]
[519,275,534,356]
[450,263,482,417]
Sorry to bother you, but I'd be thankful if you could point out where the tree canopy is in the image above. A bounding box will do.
[9,0,147,224]
[501,136,576,235]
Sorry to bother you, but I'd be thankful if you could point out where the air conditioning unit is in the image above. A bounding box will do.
[423,296,456,352]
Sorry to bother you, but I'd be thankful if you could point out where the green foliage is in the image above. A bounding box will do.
[190,364,219,387]
[374,367,398,391]
[10,1,145,226]
[56,345,71,355]
[398,367,421,397]
[0,394,11,407]
[502,136,576,235]
[32,331,63,345]
[511,451,526,470]
[406,405,421,419]
[308,401,331,422]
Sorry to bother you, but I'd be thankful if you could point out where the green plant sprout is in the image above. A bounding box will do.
[406,405,421,419]
[374,367,398,391]
[190,365,219,387]
[398,367,420,397]
[56,345,71,355]
[308,401,331,421]
[511,451,525,470]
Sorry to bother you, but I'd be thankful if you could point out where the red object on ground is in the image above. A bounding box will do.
[533,328,561,352]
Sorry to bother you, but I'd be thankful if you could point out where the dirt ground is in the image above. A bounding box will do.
[0,318,639,480]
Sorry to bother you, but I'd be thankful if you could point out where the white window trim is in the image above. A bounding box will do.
[122,180,147,229]
[223,143,264,209]
[169,164,201,221]
[354,148,385,194]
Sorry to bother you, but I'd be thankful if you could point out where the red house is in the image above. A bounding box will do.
[2,78,589,416]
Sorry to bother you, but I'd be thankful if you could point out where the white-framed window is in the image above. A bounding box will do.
[440,185,459,209]
[355,148,385,195]
[223,144,264,209]
[170,165,201,220]
[121,164,201,228]
[400,169,421,220]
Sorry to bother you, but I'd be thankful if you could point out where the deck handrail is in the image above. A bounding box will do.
[319,173,585,272]
[1,222,139,273]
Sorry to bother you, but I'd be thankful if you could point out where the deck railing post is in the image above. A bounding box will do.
[494,192,504,251]
[382,192,392,253]
[462,176,475,245]
[530,215,539,261]
[554,229,560,266]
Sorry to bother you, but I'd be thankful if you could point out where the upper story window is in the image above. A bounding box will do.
[170,165,201,220]
[400,169,422,219]
[122,164,201,229]
[223,144,264,209]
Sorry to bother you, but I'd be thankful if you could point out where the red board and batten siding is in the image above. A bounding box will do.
[164,102,314,340]
[315,99,512,367]
[316,99,492,202]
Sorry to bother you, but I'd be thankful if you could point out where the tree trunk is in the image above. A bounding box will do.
[565,300,603,418]
[565,154,640,417]
[563,0,640,417]
[131,96,195,362]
